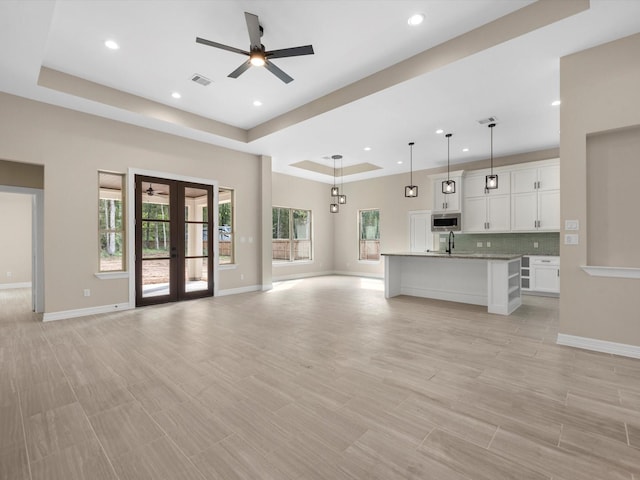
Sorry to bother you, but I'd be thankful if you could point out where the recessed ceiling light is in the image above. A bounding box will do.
[435,129,444,134]
[397,161,403,165]
[407,13,425,26]
[462,148,469,152]
[253,100,263,107]
[171,92,181,99]
[104,40,119,50]
[364,147,372,151]
[551,100,561,106]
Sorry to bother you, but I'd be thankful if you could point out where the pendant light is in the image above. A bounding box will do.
[330,155,339,197]
[338,155,347,204]
[330,154,340,213]
[442,133,455,194]
[485,123,498,190]
[404,141,418,198]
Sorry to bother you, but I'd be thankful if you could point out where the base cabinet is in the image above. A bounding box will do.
[521,255,560,294]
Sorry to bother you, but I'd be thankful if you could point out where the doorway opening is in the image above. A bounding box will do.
[0,186,44,315]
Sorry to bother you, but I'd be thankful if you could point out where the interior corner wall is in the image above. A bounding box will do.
[271,172,334,280]
[0,192,32,285]
[0,92,263,315]
[559,32,640,346]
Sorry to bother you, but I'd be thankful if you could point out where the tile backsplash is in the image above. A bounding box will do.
[438,232,559,255]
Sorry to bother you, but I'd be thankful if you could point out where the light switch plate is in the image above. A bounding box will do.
[564,234,579,245]
[565,220,579,231]
[477,242,483,247]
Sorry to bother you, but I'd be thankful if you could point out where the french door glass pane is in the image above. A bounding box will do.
[184,223,208,256]
[141,221,171,258]
[141,183,170,220]
[141,259,170,297]
[185,258,208,292]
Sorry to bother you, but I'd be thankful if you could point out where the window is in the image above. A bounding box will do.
[98,172,125,271]
[272,207,312,262]
[359,208,380,261]
[218,188,234,265]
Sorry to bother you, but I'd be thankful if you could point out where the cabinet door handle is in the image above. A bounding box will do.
[557,269,560,277]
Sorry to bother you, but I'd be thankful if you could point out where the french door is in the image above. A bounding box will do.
[135,175,213,306]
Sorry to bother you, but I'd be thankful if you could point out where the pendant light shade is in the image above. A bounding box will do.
[330,203,339,213]
[404,141,418,198]
[485,123,498,190]
[442,133,455,194]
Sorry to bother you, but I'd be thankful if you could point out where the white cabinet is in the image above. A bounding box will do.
[430,171,463,212]
[462,171,510,233]
[511,161,560,231]
[530,256,560,294]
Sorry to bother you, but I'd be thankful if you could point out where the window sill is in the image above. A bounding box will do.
[94,271,129,280]
[218,264,237,270]
[272,261,314,267]
[358,259,382,264]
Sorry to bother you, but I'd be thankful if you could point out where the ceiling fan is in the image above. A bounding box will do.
[196,12,314,84]
[145,184,167,197]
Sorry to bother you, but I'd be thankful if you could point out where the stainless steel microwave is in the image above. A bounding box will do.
[431,212,461,232]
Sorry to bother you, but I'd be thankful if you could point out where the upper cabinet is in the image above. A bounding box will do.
[511,161,560,231]
[462,170,511,233]
[430,171,463,212]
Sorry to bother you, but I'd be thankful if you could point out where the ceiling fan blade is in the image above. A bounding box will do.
[196,37,249,56]
[266,45,314,59]
[228,59,252,79]
[264,60,294,84]
[244,12,262,49]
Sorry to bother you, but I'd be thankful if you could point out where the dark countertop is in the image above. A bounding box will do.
[381,252,522,261]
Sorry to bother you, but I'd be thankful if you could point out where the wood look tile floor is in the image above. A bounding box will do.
[1,277,640,479]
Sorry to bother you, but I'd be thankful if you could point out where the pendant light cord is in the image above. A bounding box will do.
[409,142,414,185]
[489,123,495,175]
[446,133,452,181]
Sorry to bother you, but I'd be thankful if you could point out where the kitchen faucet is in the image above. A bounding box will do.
[446,230,455,255]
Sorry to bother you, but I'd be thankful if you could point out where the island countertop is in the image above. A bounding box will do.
[381,252,522,261]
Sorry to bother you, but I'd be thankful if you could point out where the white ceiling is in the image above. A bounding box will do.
[2,0,640,184]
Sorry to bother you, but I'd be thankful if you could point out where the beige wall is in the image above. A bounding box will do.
[271,172,334,280]
[0,192,31,285]
[0,92,263,314]
[560,33,640,345]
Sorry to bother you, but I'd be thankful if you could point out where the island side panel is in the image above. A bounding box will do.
[487,258,522,315]
[384,255,402,298]
[399,257,488,306]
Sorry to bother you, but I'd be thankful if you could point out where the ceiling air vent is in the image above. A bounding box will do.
[191,74,212,86]
[477,116,498,125]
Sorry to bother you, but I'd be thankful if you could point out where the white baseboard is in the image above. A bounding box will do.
[217,284,262,297]
[273,270,335,282]
[332,270,384,279]
[43,302,133,322]
[0,282,32,290]
[557,333,640,359]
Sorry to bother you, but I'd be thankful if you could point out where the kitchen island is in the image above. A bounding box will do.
[382,252,522,315]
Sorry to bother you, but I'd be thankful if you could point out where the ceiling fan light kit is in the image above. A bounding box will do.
[196,12,314,84]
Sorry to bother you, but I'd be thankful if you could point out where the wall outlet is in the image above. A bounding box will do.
[476,242,483,247]
[240,274,244,280]
[534,242,539,248]
[6,271,11,277]
[83,289,90,297]
[486,242,491,248]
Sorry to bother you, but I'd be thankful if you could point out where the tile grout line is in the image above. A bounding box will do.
[43,331,123,480]
[486,425,500,450]
[15,388,34,480]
